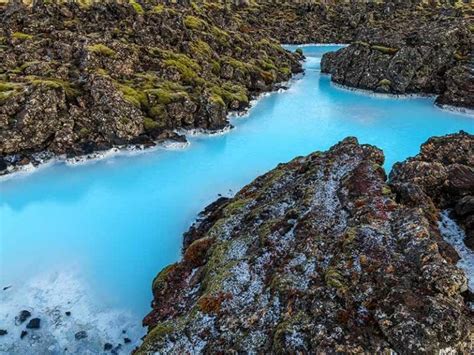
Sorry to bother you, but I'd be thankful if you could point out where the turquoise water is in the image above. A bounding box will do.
[0,45,472,351]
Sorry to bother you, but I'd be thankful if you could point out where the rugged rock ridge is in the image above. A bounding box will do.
[321,11,473,109]
[139,134,473,354]
[390,131,474,250]
[0,0,302,173]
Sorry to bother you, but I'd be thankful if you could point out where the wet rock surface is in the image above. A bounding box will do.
[0,1,302,174]
[140,134,473,354]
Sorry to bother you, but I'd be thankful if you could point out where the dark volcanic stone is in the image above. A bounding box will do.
[0,330,7,336]
[20,331,28,339]
[15,310,31,325]
[124,337,131,344]
[104,343,113,351]
[74,330,87,340]
[25,318,40,329]
[139,135,472,353]
[65,311,71,316]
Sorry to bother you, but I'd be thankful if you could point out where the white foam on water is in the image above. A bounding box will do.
[0,269,144,354]
[438,210,474,291]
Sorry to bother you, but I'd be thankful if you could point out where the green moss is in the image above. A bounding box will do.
[209,93,225,107]
[164,59,199,83]
[149,105,166,120]
[378,79,391,87]
[258,59,277,71]
[139,322,175,352]
[27,77,80,99]
[453,51,468,61]
[353,40,370,47]
[12,32,33,41]
[147,87,188,104]
[78,127,90,137]
[279,66,291,76]
[184,15,207,30]
[223,198,252,217]
[143,117,160,131]
[128,0,144,15]
[0,36,6,45]
[117,83,147,108]
[211,61,221,75]
[87,44,116,57]
[151,4,165,14]
[371,45,399,55]
[210,26,230,46]
[11,61,41,74]
[190,40,213,58]
[152,263,177,291]
[0,82,22,92]
[150,49,201,83]
[382,185,392,196]
[325,268,345,289]
[211,83,248,105]
[295,48,303,56]
[257,38,284,53]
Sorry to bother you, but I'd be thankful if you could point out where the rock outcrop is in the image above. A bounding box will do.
[2,0,473,174]
[0,0,303,174]
[139,134,473,354]
[321,7,473,109]
[390,131,474,250]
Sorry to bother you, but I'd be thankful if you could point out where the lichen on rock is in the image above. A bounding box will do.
[140,134,473,354]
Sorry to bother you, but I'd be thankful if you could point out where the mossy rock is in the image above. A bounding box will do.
[138,322,175,353]
[128,0,144,15]
[325,267,345,289]
[152,263,179,292]
[87,44,116,57]
[143,117,160,131]
[223,197,252,217]
[151,4,165,14]
[117,83,147,108]
[371,45,399,55]
[12,32,33,41]
[184,15,207,30]
[78,127,90,137]
[27,76,80,99]
[190,40,213,58]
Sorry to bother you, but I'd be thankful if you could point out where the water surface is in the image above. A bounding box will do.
[0,45,472,352]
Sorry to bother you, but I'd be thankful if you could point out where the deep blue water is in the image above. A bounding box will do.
[0,45,472,352]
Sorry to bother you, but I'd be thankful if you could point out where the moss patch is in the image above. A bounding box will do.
[12,32,33,41]
[184,15,207,30]
[87,44,116,57]
[371,45,399,55]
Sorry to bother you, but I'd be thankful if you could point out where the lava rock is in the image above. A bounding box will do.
[25,318,40,329]
[74,331,87,340]
[139,135,472,353]
[124,337,131,344]
[65,311,71,316]
[15,310,31,325]
[20,331,28,339]
[0,330,7,336]
[104,343,113,351]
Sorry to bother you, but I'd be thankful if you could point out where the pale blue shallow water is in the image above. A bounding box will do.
[0,45,472,350]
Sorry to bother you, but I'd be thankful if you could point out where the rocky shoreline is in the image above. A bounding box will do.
[320,10,473,109]
[2,1,473,174]
[0,0,304,175]
[139,132,473,353]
